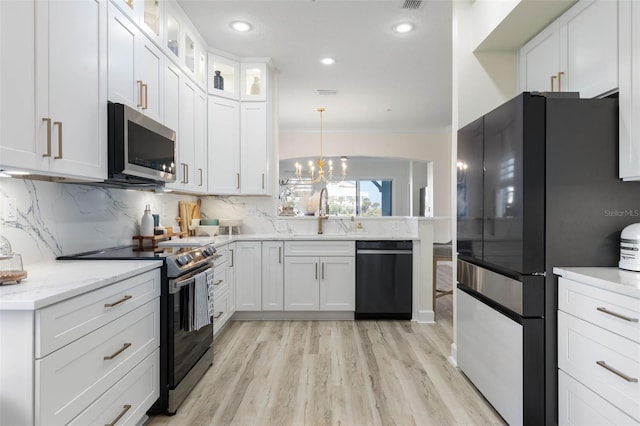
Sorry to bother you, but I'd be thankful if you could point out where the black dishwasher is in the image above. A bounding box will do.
[355,240,413,320]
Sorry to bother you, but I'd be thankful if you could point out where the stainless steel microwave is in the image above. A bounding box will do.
[107,102,176,186]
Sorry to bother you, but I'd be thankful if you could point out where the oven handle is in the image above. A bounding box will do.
[169,265,213,294]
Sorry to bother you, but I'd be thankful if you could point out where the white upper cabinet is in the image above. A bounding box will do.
[107,4,163,123]
[207,96,240,194]
[110,0,163,47]
[240,102,269,195]
[241,62,267,101]
[519,0,618,98]
[209,54,240,99]
[0,0,107,180]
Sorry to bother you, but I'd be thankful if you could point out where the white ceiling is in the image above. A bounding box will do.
[178,0,453,132]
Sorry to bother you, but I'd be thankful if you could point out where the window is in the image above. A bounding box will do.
[326,179,392,216]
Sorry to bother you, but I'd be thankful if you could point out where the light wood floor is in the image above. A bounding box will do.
[147,265,505,426]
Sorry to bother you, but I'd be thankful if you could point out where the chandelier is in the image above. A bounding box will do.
[295,107,347,183]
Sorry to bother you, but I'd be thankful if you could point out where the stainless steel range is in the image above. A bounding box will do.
[59,243,221,414]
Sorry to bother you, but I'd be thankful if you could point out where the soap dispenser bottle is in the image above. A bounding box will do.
[140,204,154,236]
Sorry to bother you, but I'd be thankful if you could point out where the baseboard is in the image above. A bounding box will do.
[448,342,458,367]
[416,309,435,323]
[232,311,355,320]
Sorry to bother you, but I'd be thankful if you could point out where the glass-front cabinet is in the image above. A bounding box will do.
[113,0,163,46]
[241,62,267,101]
[208,54,240,99]
[184,32,196,75]
[165,6,180,60]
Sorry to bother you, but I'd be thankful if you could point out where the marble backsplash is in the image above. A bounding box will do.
[1,178,433,266]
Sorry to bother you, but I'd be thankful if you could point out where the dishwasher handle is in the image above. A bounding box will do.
[357,249,413,255]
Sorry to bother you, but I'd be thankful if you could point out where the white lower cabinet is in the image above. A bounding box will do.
[283,241,355,312]
[0,268,161,426]
[212,244,235,336]
[234,241,262,311]
[556,273,640,425]
[262,241,284,310]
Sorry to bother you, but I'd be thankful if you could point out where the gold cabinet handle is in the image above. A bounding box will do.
[236,173,240,189]
[596,360,638,383]
[550,75,557,92]
[104,404,132,426]
[213,312,223,319]
[262,173,265,189]
[557,71,564,91]
[53,121,62,159]
[104,295,132,308]
[322,263,325,280]
[124,0,133,9]
[104,342,132,360]
[42,118,52,157]
[181,163,188,184]
[198,168,203,186]
[136,80,144,107]
[214,279,223,285]
[230,249,234,267]
[315,262,318,280]
[142,83,148,110]
[597,306,639,322]
[278,246,282,264]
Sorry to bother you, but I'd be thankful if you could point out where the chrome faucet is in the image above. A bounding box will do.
[318,186,329,234]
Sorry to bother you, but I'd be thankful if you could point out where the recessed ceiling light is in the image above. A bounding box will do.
[393,22,414,33]
[320,57,335,65]
[230,21,252,32]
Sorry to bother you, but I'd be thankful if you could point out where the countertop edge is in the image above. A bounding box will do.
[553,267,640,299]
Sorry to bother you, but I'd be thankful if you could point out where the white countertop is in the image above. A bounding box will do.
[0,260,163,310]
[158,233,419,248]
[553,267,640,299]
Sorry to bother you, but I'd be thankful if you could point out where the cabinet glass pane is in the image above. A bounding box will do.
[213,62,235,94]
[245,67,262,96]
[185,34,195,73]
[167,13,179,57]
[143,0,160,37]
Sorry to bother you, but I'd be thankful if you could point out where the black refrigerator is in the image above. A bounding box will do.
[456,92,640,426]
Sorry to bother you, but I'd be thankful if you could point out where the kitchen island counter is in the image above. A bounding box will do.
[554,267,640,299]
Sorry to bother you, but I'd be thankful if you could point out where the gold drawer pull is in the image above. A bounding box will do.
[104,343,132,360]
[213,312,224,319]
[42,118,52,157]
[137,80,144,107]
[104,404,132,426]
[214,279,223,286]
[597,306,639,322]
[104,295,132,308]
[53,121,62,159]
[596,360,638,383]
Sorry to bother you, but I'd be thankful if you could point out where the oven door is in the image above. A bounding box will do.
[167,263,214,389]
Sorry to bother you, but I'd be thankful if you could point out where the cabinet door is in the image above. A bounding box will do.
[240,102,268,194]
[193,88,207,192]
[178,78,196,190]
[107,4,138,109]
[559,0,618,98]
[136,37,163,122]
[208,96,240,194]
[162,62,181,191]
[41,0,107,180]
[518,22,560,93]
[262,242,284,311]
[0,0,40,171]
[227,243,237,314]
[284,257,319,311]
[320,257,355,311]
[235,242,262,311]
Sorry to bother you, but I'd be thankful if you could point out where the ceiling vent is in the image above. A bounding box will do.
[402,0,422,9]
[317,89,338,95]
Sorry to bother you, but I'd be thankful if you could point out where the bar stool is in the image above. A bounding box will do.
[433,241,453,312]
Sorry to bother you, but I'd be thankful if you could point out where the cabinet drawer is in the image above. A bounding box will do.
[558,310,640,421]
[559,370,639,425]
[214,243,229,266]
[285,240,354,257]
[36,299,159,426]
[558,277,640,343]
[213,290,230,336]
[213,263,229,298]
[69,349,159,426]
[36,268,161,357]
